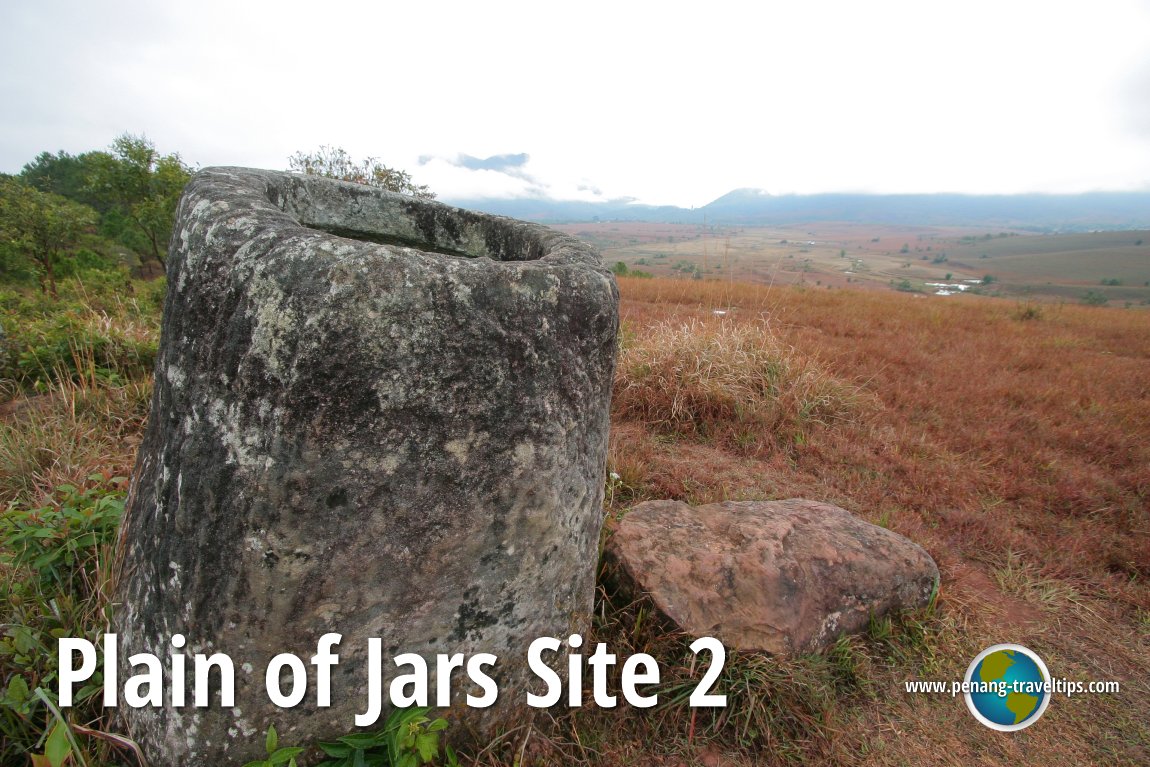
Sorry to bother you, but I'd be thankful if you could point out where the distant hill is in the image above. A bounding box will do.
[442,196,700,225]
[700,189,1150,231]
[445,189,1150,232]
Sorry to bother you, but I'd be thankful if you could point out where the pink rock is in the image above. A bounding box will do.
[606,499,939,655]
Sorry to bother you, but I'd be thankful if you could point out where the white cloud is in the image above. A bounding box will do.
[2,0,1149,205]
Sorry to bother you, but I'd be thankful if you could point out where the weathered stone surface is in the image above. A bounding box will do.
[114,168,618,765]
[605,499,939,655]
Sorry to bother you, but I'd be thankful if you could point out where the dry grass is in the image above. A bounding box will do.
[583,276,1150,766]
[0,370,150,506]
[614,318,873,453]
[3,272,1147,766]
[614,277,1150,600]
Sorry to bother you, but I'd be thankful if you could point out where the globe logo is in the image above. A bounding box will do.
[964,644,1051,731]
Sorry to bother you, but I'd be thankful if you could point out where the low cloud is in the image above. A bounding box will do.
[417,152,611,202]
[455,153,530,173]
[418,151,552,198]
[420,152,532,177]
[416,152,545,199]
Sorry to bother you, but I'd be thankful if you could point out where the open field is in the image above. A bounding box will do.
[2,273,1148,766]
[553,222,1150,307]
[597,276,1150,766]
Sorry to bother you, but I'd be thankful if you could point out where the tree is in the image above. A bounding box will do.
[20,150,108,211]
[86,134,192,268]
[0,178,97,297]
[288,146,435,199]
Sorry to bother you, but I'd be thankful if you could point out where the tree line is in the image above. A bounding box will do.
[0,139,433,296]
[0,134,191,296]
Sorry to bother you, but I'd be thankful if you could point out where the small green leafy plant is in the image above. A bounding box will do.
[317,706,456,767]
[251,708,458,767]
[242,724,305,767]
[0,476,127,765]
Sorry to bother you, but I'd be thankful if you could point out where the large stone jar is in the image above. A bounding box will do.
[113,168,618,765]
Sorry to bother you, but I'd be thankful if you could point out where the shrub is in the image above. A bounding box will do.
[1013,302,1044,321]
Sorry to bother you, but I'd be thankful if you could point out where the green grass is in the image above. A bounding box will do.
[0,273,163,393]
[0,476,128,766]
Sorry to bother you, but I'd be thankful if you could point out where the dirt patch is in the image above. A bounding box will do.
[0,394,51,420]
[945,560,1044,627]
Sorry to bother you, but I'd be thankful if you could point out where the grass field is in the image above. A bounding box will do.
[2,271,1148,766]
[555,223,1150,308]
[594,276,1149,765]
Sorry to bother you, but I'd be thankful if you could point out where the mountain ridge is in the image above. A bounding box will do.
[443,188,1150,232]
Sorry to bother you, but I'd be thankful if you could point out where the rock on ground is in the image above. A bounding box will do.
[113,168,618,765]
[605,499,939,655]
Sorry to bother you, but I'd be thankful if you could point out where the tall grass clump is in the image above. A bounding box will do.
[614,319,872,451]
[0,373,151,505]
[0,274,158,504]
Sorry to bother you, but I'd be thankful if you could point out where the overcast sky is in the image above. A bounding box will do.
[3,0,1150,207]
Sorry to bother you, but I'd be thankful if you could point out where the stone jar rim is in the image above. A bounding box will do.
[191,166,605,269]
